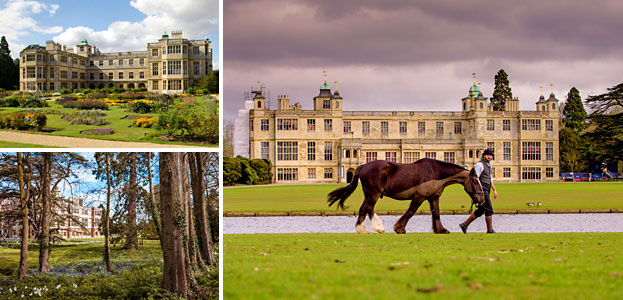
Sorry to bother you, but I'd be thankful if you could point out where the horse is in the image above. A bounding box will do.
[328,158,485,234]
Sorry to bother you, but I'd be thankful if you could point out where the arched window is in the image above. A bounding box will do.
[552,103,556,109]
[257,101,262,108]
[335,101,339,108]
[345,149,350,158]
[469,150,473,158]
[542,105,545,111]
[476,150,480,157]
[353,150,358,158]
[463,102,466,110]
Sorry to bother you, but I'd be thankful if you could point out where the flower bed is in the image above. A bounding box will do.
[80,127,114,135]
[135,117,157,128]
[59,99,108,110]
[62,110,108,125]
[0,111,46,130]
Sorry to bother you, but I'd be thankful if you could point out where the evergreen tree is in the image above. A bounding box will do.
[490,69,512,111]
[562,87,588,132]
[584,82,623,163]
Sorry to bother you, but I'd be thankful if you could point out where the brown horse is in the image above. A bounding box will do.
[328,158,484,234]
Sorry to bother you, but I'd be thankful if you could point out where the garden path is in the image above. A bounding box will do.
[0,131,199,148]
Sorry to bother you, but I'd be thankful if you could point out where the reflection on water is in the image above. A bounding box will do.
[224,213,623,234]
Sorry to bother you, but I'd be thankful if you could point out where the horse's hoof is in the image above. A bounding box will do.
[393,225,406,234]
[355,223,368,234]
[435,228,450,234]
[370,213,385,234]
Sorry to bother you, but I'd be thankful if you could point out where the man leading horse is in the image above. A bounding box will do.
[459,149,498,234]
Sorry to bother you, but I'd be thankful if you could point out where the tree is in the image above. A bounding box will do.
[584,82,623,163]
[0,36,19,90]
[146,152,163,249]
[490,69,512,111]
[223,121,234,158]
[39,153,51,273]
[562,87,588,132]
[17,153,28,279]
[104,153,113,273]
[189,153,216,266]
[124,153,139,250]
[191,70,219,94]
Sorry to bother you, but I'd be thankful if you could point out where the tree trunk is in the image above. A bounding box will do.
[104,153,113,273]
[160,153,192,297]
[189,153,216,266]
[181,154,201,282]
[17,153,29,279]
[124,152,139,250]
[147,152,163,249]
[39,152,51,273]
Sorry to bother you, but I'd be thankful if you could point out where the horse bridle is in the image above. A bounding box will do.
[469,177,485,214]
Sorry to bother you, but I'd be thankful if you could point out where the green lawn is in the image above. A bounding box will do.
[0,141,60,148]
[224,232,623,299]
[224,182,623,212]
[0,97,217,147]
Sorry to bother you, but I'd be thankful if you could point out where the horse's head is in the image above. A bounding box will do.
[464,168,485,206]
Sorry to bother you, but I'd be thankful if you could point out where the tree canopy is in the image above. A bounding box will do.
[0,36,20,90]
[584,82,623,162]
[490,69,512,111]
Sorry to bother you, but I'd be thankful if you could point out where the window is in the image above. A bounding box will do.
[425,152,436,159]
[546,120,554,131]
[487,119,495,130]
[277,119,298,130]
[72,72,78,79]
[436,122,444,135]
[324,168,333,179]
[261,119,269,131]
[404,152,420,163]
[277,168,298,181]
[487,142,495,160]
[385,152,397,163]
[323,100,331,109]
[522,142,541,160]
[308,168,316,179]
[546,167,554,178]
[129,72,134,79]
[98,73,103,80]
[193,61,200,75]
[129,59,134,66]
[454,122,462,134]
[503,142,511,160]
[307,119,315,132]
[49,68,54,78]
[443,152,455,164]
[60,71,67,79]
[546,142,554,160]
[522,167,541,180]
[366,152,378,163]
[343,121,351,133]
[418,122,425,135]
[324,119,332,131]
[324,142,333,161]
[261,142,269,159]
[153,81,159,90]
[108,72,113,79]
[89,60,94,66]
[80,72,85,80]
[49,82,54,90]
[503,119,511,131]
[61,56,68,63]
[193,46,200,56]
[72,58,77,65]
[521,119,541,130]
[277,141,298,160]
[90,73,94,80]
[307,142,316,160]
[108,59,113,66]
[167,45,181,54]
[139,58,144,66]
[400,122,407,134]
[503,167,511,178]
[118,72,123,79]
[168,61,182,75]
[381,121,388,135]
[119,59,123,66]
[362,121,370,134]
[140,72,144,79]
[152,49,159,56]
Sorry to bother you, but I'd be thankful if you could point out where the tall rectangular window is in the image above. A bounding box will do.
[385,152,397,163]
[167,61,182,75]
[418,122,426,135]
[307,142,315,161]
[308,168,316,179]
[152,49,159,56]
[193,61,200,76]
[118,72,123,79]
[129,59,134,66]
[119,59,123,66]
[503,167,511,178]
[343,121,351,133]
[324,119,332,131]
[399,121,407,134]
[546,120,554,131]
[521,119,541,130]
[522,167,542,180]
[503,142,511,160]
[454,122,462,134]
[381,121,389,135]
[307,119,316,132]
[436,122,444,135]
[546,142,554,160]
[323,100,331,109]
[404,152,420,163]
[261,119,269,131]
[522,142,541,160]
[503,119,511,131]
[487,142,495,160]
[261,142,269,159]
[425,152,436,159]
[152,63,159,76]
[443,152,455,164]
[277,141,298,160]
[546,167,554,178]
[366,152,377,163]
[362,121,370,135]
[129,72,134,79]
[487,119,495,130]
[324,168,333,179]
[277,119,298,130]
[324,142,333,161]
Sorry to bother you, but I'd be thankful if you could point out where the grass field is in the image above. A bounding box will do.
[0,97,217,147]
[224,182,623,212]
[224,232,623,299]
[0,240,218,299]
[0,141,60,148]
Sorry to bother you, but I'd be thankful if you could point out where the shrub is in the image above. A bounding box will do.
[60,100,108,110]
[135,117,157,128]
[156,103,218,143]
[22,98,49,108]
[130,101,152,113]
[223,156,272,185]
[0,96,21,107]
[0,111,46,130]
[85,92,107,99]
[59,88,72,95]
[120,92,144,100]
[62,110,107,125]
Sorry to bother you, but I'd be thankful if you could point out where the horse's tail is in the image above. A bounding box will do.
[328,165,362,209]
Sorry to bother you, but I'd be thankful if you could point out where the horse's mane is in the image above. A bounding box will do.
[413,158,468,179]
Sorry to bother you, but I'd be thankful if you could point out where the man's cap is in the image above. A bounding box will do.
[483,149,494,156]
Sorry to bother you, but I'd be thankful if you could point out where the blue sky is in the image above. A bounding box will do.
[0,0,219,68]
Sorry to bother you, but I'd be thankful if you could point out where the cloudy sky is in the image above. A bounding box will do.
[224,0,623,121]
[0,0,219,67]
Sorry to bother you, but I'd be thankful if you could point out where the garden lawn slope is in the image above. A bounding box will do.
[224,232,623,299]
[224,182,623,212]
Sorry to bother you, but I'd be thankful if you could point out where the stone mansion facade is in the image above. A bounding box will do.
[247,80,560,184]
[19,30,212,94]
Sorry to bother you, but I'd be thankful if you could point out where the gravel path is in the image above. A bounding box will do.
[0,131,200,148]
[224,213,623,234]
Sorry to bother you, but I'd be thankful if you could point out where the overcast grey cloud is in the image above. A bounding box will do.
[224,0,623,121]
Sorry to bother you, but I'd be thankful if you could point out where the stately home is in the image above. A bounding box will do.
[0,196,102,240]
[19,30,212,94]
[243,79,560,184]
